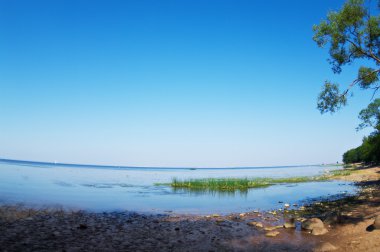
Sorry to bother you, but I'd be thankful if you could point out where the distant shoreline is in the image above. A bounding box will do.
[0,158,333,170]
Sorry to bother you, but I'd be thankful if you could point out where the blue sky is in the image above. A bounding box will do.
[0,0,376,167]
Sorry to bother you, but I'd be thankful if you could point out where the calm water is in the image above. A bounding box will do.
[0,159,357,214]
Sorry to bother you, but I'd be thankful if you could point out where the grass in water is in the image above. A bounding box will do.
[169,176,328,192]
[327,169,352,176]
[159,168,353,192]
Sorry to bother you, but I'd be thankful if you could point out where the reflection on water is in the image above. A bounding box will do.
[0,159,358,214]
[171,186,249,197]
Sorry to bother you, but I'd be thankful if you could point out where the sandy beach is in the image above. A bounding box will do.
[1,165,379,251]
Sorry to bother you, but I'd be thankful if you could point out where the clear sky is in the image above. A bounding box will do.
[0,0,376,167]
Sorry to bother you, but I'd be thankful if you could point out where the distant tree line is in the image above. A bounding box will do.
[343,131,380,164]
[342,99,380,164]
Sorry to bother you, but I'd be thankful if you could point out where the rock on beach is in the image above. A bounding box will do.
[301,218,328,235]
[265,231,280,237]
[301,218,324,231]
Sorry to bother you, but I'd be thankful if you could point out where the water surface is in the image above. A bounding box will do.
[0,159,357,214]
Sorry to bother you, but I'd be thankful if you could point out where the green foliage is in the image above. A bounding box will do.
[317,82,347,113]
[313,0,380,114]
[166,169,355,192]
[158,168,355,192]
[357,98,380,130]
[328,169,352,176]
[358,67,379,88]
[344,99,380,164]
[343,131,380,164]
[342,147,362,163]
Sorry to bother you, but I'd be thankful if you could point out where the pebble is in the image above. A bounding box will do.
[255,223,263,228]
[264,226,280,231]
[265,231,280,237]
[247,221,263,228]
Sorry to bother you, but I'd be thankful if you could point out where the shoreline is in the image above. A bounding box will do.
[1,165,380,251]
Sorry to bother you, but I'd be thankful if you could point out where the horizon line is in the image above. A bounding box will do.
[0,157,337,170]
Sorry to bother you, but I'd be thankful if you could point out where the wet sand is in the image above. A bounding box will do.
[0,206,321,251]
[1,165,380,252]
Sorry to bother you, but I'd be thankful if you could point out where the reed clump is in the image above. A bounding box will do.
[170,176,328,192]
[165,168,355,192]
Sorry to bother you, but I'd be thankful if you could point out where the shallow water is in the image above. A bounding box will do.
[0,159,357,214]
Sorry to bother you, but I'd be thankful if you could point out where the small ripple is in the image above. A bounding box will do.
[54,181,75,187]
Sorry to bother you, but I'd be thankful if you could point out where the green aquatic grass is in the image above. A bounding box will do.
[157,168,354,192]
[327,169,352,176]
[167,176,329,192]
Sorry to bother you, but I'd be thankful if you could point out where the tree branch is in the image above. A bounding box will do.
[371,85,380,100]
[341,68,380,98]
[346,38,380,63]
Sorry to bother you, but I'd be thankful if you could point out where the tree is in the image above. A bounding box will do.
[357,98,380,130]
[314,0,380,164]
[342,99,380,164]
[313,0,380,114]
[342,146,362,163]
[342,131,380,163]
